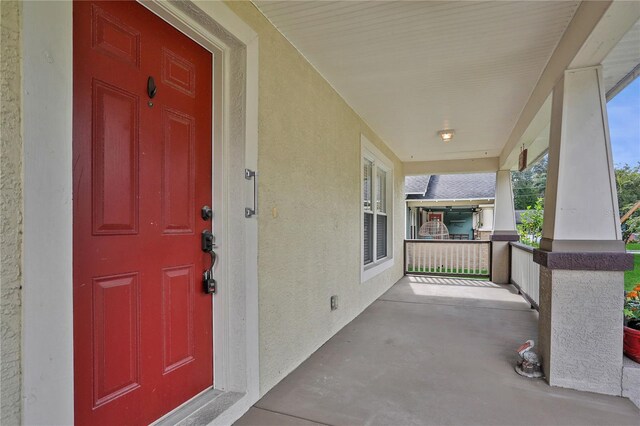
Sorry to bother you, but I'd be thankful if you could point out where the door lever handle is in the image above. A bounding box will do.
[207,249,218,271]
[202,230,217,294]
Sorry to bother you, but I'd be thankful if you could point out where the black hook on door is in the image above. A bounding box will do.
[147,76,157,99]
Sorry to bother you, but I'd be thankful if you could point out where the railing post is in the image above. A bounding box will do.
[403,240,407,275]
[508,241,512,284]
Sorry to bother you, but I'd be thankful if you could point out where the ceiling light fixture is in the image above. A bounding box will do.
[438,129,455,142]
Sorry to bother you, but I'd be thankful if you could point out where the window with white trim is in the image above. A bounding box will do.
[362,138,393,278]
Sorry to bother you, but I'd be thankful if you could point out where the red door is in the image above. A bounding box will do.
[73,1,213,424]
[428,212,443,222]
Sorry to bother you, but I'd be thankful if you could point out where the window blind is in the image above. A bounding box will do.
[364,212,374,265]
[376,214,387,260]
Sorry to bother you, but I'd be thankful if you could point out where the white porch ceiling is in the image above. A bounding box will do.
[603,18,640,99]
[253,0,580,162]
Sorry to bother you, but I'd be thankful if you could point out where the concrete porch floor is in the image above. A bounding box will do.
[235,276,639,426]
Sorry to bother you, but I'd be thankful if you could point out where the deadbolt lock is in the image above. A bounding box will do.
[201,205,213,220]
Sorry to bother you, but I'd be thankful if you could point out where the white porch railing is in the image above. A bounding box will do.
[510,242,539,309]
[404,240,491,278]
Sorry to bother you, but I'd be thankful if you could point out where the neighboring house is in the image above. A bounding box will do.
[405,174,496,240]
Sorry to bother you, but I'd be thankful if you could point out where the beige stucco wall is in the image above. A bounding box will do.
[0,1,23,424]
[225,2,405,395]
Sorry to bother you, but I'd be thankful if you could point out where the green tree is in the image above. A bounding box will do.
[517,198,544,247]
[512,155,547,210]
[511,157,639,241]
[616,162,640,241]
[626,215,640,243]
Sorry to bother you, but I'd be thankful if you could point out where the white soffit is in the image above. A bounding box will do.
[253,0,580,162]
[603,18,640,99]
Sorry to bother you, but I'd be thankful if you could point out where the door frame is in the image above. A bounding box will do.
[22,1,259,424]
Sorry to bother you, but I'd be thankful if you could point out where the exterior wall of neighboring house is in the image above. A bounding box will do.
[444,210,475,239]
[476,230,493,241]
[224,1,405,396]
[407,202,494,240]
[0,1,23,424]
[477,204,495,240]
[414,208,475,240]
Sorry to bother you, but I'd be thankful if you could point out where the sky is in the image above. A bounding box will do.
[608,77,640,168]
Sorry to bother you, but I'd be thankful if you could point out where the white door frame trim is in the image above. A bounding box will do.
[21,1,259,424]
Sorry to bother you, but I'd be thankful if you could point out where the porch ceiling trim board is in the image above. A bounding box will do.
[500,0,640,170]
[403,157,499,176]
[407,199,494,209]
[603,19,640,100]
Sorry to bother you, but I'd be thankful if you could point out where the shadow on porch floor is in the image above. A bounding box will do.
[235,276,639,426]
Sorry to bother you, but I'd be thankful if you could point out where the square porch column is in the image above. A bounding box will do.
[491,170,519,283]
[535,66,634,395]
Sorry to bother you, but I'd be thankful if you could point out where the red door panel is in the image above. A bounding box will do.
[73,1,213,424]
[161,265,196,373]
[92,272,141,407]
[92,80,140,235]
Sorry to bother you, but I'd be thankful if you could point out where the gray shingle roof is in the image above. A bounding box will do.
[406,173,496,200]
[404,175,431,195]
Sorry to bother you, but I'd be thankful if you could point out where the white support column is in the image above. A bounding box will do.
[535,66,633,395]
[410,207,417,239]
[491,170,518,283]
